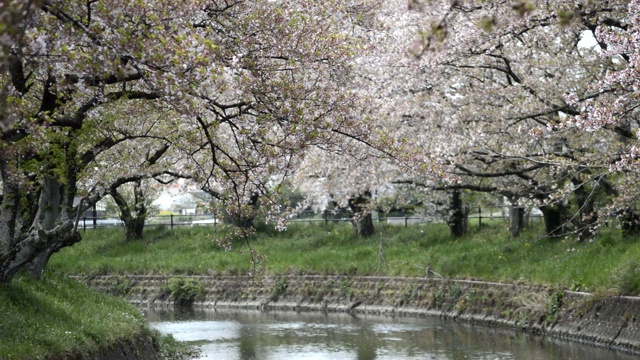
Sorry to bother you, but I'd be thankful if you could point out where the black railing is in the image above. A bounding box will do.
[78,213,218,231]
[78,207,542,231]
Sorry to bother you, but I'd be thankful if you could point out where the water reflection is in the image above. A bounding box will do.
[146,308,637,360]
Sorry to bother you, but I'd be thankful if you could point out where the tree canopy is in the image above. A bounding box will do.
[2,0,640,283]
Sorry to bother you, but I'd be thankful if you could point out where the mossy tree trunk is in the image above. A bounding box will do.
[1,170,82,283]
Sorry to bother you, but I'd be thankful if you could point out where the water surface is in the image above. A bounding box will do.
[146,308,637,360]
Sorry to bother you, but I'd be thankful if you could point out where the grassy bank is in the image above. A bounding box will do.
[50,220,640,295]
[0,274,190,360]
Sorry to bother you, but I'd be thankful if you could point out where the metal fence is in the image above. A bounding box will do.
[78,206,541,231]
[78,213,218,231]
[289,207,542,228]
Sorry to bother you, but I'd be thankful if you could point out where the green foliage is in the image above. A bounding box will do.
[400,285,416,306]
[557,8,575,26]
[270,277,288,301]
[448,285,463,301]
[253,219,281,236]
[167,277,205,307]
[108,276,133,296]
[146,225,171,242]
[154,330,201,359]
[478,17,496,32]
[340,278,354,299]
[570,276,585,292]
[545,290,565,326]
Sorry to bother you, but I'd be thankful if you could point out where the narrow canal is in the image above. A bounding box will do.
[145,308,638,360]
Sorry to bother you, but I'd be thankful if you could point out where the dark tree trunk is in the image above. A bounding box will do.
[448,189,468,238]
[348,191,375,237]
[25,144,83,278]
[228,192,259,230]
[129,181,147,240]
[124,217,146,241]
[509,207,526,237]
[539,204,567,237]
[620,209,640,237]
[351,212,375,237]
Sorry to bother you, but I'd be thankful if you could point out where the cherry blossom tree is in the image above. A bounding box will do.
[76,99,185,240]
[0,0,379,283]
[293,140,400,237]
[400,0,634,239]
[288,0,420,237]
[287,1,640,242]
[0,0,39,131]
[0,0,158,282]
[563,0,640,235]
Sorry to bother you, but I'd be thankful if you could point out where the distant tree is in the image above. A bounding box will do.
[106,179,161,241]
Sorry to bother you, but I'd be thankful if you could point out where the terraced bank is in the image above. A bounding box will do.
[82,274,640,355]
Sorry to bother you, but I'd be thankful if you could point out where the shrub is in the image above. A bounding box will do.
[108,277,133,297]
[167,277,205,307]
[269,278,288,301]
[545,290,564,326]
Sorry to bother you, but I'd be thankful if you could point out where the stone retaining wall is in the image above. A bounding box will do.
[80,274,640,355]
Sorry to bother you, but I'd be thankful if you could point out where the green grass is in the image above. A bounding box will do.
[0,274,148,359]
[49,220,640,294]
[11,219,639,359]
[0,273,194,360]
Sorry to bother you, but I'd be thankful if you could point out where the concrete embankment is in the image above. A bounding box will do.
[81,274,640,355]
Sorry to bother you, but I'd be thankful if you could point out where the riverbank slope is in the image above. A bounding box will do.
[0,274,190,360]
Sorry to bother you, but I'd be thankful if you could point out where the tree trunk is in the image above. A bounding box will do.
[620,209,640,237]
[110,180,147,241]
[448,189,468,238]
[509,207,526,237]
[1,174,82,283]
[25,220,82,278]
[351,211,375,237]
[539,204,567,237]
[124,218,146,241]
[348,191,375,237]
[1,230,46,283]
[25,175,76,278]
[227,192,259,230]
[129,181,147,240]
